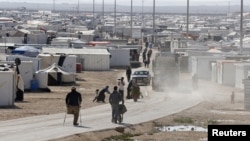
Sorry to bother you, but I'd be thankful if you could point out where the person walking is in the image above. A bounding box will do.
[126,66,132,82]
[118,77,125,101]
[142,49,147,63]
[109,86,123,123]
[65,87,82,126]
[126,79,133,99]
[96,86,111,103]
[147,48,152,61]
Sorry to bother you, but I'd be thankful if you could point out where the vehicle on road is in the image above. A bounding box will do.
[131,69,151,86]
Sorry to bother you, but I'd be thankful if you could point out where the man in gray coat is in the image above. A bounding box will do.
[109,86,124,123]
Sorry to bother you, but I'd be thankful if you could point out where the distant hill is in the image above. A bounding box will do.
[0,2,249,14]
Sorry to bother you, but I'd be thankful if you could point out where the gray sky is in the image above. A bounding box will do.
[0,0,248,6]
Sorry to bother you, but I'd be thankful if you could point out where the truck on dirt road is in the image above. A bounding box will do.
[152,52,180,91]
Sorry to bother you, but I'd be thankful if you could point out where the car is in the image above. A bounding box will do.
[131,69,151,86]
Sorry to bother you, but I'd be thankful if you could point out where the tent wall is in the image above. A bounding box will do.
[109,49,130,67]
[37,54,77,73]
[0,71,15,107]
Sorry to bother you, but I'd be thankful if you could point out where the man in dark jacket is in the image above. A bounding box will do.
[65,87,82,126]
[109,86,123,123]
[97,86,111,102]
[126,66,132,82]
[126,80,133,99]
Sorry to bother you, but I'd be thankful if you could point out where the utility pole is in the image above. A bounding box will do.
[114,0,116,35]
[187,0,189,36]
[240,0,243,54]
[93,0,95,29]
[142,0,144,27]
[77,0,79,13]
[131,0,133,38]
[153,0,155,43]
[53,0,55,12]
[103,0,105,21]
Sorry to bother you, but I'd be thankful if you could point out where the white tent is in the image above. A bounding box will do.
[38,63,76,86]
[37,54,77,73]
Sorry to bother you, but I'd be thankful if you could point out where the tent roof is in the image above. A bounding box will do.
[39,63,75,75]
[14,46,40,52]
[42,48,110,55]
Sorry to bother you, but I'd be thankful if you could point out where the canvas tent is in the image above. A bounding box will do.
[38,63,76,86]
[37,54,77,73]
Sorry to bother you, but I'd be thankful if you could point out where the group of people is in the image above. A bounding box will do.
[65,71,133,125]
[65,85,124,125]
[64,41,155,126]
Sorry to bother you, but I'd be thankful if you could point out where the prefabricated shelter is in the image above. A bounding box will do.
[235,63,250,89]
[18,61,34,90]
[38,63,76,86]
[71,39,87,48]
[101,22,114,32]
[191,56,225,80]
[37,53,77,73]
[50,37,78,46]
[117,45,142,62]
[42,48,110,71]
[13,29,47,44]
[186,49,211,73]
[179,55,189,73]
[109,48,130,67]
[0,71,16,106]
[216,60,241,86]
[243,78,250,110]
[211,62,217,83]
[0,61,33,90]
[6,55,41,72]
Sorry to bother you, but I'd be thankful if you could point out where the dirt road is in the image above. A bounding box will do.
[0,76,203,141]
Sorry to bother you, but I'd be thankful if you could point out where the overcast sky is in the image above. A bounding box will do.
[0,0,248,6]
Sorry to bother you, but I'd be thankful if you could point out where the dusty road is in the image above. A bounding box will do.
[0,77,203,141]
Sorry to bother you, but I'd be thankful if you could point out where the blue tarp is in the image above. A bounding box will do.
[11,46,40,57]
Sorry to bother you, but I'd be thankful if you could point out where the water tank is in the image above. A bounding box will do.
[30,79,39,91]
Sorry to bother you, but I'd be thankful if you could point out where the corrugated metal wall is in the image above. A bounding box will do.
[109,49,130,67]
[79,54,110,71]
[235,64,250,89]
[243,79,250,110]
